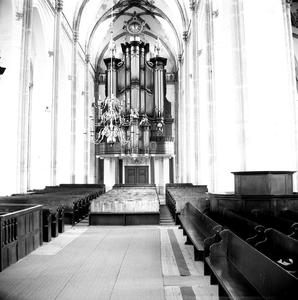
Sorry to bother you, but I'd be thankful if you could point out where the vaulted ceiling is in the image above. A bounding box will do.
[63,0,192,72]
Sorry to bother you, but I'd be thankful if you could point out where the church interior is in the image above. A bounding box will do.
[1,0,298,299]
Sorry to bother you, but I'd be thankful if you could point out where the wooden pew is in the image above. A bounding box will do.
[51,207,59,238]
[214,208,266,246]
[255,228,298,275]
[43,209,52,242]
[205,229,298,300]
[0,186,104,226]
[178,202,223,275]
[165,183,194,224]
[166,184,209,224]
[250,209,298,239]
[58,205,65,233]
[279,208,298,223]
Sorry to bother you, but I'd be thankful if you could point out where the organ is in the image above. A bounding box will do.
[93,13,175,189]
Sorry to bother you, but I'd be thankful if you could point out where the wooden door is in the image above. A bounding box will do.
[125,166,149,184]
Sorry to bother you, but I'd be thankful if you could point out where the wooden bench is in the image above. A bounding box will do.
[166,184,209,224]
[255,228,298,275]
[250,209,298,239]
[219,208,266,246]
[43,209,52,242]
[205,229,298,300]
[178,202,223,275]
[279,208,298,223]
[1,186,105,226]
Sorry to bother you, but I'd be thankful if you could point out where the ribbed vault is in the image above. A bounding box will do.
[64,0,191,72]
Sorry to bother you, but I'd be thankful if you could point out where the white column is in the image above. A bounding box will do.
[16,0,33,193]
[70,30,79,183]
[177,55,183,183]
[205,0,217,192]
[190,0,200,184]
[242,0,296,171]
[84,54,90,183]
[281,0,298,191]
[50,0,63,186]
[183,31,191,183]
[104,158,115,191]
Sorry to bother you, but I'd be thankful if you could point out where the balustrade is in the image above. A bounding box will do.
[2,217,17,246]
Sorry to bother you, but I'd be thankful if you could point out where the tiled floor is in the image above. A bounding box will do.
[0,222,218,300]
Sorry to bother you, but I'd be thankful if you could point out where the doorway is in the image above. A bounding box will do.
[125,166,149,184]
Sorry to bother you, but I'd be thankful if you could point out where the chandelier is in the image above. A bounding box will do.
[92,3,128,146]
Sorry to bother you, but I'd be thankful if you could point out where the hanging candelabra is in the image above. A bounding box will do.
[92,3,129,146]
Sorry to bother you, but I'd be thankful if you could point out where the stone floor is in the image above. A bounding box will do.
[0,221,219,300]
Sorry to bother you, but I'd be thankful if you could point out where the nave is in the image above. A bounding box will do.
[0,222,218,300]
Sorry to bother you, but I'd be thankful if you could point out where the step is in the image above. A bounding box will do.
[159,205,175,225]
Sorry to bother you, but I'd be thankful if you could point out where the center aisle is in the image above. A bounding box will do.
[0,224,218,300]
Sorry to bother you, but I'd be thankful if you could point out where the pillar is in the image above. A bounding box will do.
[16,0,33,193]
[71,30,79,183]
[282,0,298,190]
[50,0,63,186]
[190,0,200,184]
[84,54,90,183]
[206,0,217,191]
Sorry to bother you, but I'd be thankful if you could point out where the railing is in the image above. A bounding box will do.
[2,218,17,246]
[0,204,43,272]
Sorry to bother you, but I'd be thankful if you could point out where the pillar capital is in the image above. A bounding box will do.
[55,0,63,12]
[178,54,183,63]
[73,30,79,42]
[189,0,197,11]
[282,0,292,7]
[182,31,189,42]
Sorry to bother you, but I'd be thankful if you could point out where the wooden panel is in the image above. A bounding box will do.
[232,171,295,195]
[89,214,125,226]
[0,204,42,271]
[125,213,159,225]
[125,167,148,184]
[90,213,159,226]
[137,167,148,184]
[126,167,136,184]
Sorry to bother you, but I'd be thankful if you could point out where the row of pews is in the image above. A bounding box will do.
[165,183,209,224]
[166,184,298,300]
[0,184,105,271]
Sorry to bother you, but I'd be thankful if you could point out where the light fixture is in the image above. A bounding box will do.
[91,1,128,147]
[0,55,5,76]
[0,67,5,75]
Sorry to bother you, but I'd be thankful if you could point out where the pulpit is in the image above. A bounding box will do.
[232,171,295,195]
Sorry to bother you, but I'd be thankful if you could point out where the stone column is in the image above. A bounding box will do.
[190,0,200,184]
[71,30,79,183]
[50,0,63,186]
[84,54,90,183]
[282,0,298,190]
[16,0,33,193]
[177,54,183,183]
[182,30,190,182]
[206,0,217,191]
[93,74,99,183]
[232,0,248,171]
